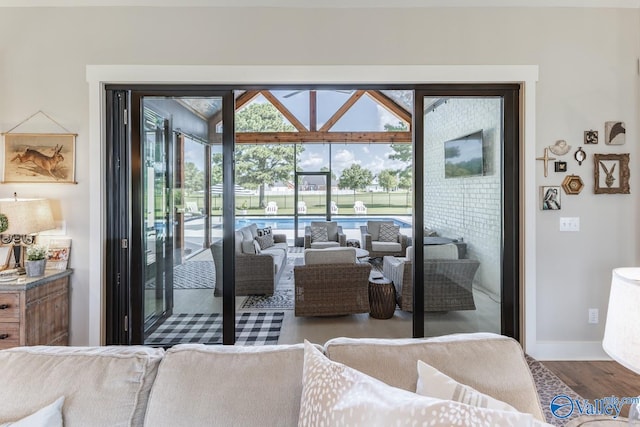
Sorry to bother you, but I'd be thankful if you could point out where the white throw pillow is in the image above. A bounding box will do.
[0,396,64,427]
[416,359,518,412]
[299,341,551,427]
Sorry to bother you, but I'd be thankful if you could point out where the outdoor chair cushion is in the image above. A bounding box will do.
[371,241,402,252]
[304,247,356,265]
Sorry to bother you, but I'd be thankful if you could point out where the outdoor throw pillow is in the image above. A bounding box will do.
[378,223,400,242]
[416,360,517,412]
[255,234,275,250]
[257,226,272,237]
[298,341,550,427]
[310,226,328,242]
[0,396,64,427]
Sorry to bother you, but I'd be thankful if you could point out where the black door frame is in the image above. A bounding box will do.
[104,83,520,345]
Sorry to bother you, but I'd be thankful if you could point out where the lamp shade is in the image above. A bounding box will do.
[0,198,55,235]
[603,267,640,374]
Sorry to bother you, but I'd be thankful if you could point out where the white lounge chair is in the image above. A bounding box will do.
[354,201,367,215]
[265,201,278,215]
[330,201,339,215]
[298,201,307,214]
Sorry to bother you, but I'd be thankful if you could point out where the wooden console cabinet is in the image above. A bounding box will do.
[0,270,71,349]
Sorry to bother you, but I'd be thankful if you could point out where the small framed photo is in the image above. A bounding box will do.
[554,161,567,173]
[3,133,76,183]
[0,245,13,270]
[541,186,561,210]
[584,130,598,144]
[604,121,625,145]
[594,153,630,194]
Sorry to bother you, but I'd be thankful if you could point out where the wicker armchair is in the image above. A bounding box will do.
[360,220,408,258]
[294,248,371,316]
[383,248,479,312]
[304,221,346,249]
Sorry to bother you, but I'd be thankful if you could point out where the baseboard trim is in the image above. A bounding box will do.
[528,340,611,361]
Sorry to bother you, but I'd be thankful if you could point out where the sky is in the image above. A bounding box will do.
[182,90,411,179]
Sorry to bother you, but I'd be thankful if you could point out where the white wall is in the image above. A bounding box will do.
[424,98,502,297]
[0,6,638,358]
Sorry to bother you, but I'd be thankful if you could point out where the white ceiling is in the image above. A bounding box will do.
[0,0,638,7]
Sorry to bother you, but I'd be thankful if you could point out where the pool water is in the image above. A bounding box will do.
[235,216,411,230]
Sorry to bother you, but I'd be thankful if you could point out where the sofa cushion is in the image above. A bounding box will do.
[0,396,64,427]
[425,243,459,259]
[310,241,340,249]
[0,345,164,427]
[144,343,309,427]
[241,239,256,254]
[378,223,399,242]
[304,247,356,265]
[371,241,402,252]
[300,341,550,427]
[234,230,244,254]
[240,226,253,242]
[247,223,259,239]
[323,333,545,421]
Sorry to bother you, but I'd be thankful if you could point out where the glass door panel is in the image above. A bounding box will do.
[422,96,502,336]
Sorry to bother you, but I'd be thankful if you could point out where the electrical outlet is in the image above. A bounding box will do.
[588,308,599,324]
[560,217,580,232]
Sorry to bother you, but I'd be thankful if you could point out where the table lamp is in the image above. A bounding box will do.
[603,267,640,424]
[0,197,55,271]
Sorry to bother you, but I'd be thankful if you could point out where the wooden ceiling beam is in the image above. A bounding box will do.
[209,90,261,127]
[319,90,366,132]
[365,90,412,127]
[235,131,411,144]
[260,90,308,132]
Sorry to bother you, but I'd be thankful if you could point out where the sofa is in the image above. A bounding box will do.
[0,333,548,426]
[211,223,288,296]
[384,245,480,312]
[294,247,371,317]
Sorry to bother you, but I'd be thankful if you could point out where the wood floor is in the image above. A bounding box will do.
[543,360,640,419]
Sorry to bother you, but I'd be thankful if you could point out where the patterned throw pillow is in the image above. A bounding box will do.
[378,223,399,242]
[257,226,272,237]
[310,226,328,242]
[298,341,550,427]
[255,234,274,250]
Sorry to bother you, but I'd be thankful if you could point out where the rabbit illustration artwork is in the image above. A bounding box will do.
[11,145,65,179]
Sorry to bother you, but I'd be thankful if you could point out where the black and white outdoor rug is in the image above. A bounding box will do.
[146,261,215,290]
[146,312,284,346]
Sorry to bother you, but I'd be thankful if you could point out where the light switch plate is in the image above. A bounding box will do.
[559,217,580,232]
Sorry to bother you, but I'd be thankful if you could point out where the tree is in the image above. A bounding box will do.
[184,162,204,194]
[377,169,398,192]
[211,153,222,185]
[385,121,412,191]
[320,166,337,181]
[338,164,373,197]
[234,103,301,207]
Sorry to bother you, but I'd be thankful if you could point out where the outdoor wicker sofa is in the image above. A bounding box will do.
[294,247,371,317]
[383,245,480,312]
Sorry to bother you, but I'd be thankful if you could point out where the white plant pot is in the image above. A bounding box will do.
[25,259,46,277]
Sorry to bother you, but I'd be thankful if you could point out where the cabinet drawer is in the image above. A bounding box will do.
[0,322,20,349]
[0,293,20,321]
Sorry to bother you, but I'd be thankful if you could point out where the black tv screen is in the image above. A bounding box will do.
[444,130,484,178]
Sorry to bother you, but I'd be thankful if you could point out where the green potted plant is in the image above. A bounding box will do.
[25,244,47,277]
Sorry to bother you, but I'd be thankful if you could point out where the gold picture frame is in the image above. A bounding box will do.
[594,153,630,194]
[3,133,76,183]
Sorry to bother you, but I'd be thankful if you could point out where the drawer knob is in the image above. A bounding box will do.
[0,334,9,340]
[0,304,9,310]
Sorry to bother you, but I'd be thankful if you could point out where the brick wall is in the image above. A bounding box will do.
[424,98,502,297]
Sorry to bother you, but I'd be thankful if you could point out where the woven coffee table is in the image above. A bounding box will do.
[368,276,396,319]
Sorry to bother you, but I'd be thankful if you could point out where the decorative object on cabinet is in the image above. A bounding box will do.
[0,270,71,349]
[536,148,556,178]
[604,121,625,145]
[24,244,47,277]
[0,246,12,271]
[574,147,587,165]
[540,186,561,210]
[594,153,630,194]
[584,130,598,144]
[548,140,571,156]
[2,110,77,183]
[554,161,567,172]
[0,196,55,271]
[562,175,584,195]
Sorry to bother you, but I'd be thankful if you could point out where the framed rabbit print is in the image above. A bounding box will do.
[593,153,630,194]
[3,133,76,183]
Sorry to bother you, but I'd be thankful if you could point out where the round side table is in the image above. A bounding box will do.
[368,277,396,319]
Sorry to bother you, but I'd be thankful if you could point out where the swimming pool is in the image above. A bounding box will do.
[235,216,412,230]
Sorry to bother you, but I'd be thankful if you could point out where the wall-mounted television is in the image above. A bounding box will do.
[444,130,484,178]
